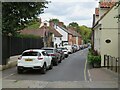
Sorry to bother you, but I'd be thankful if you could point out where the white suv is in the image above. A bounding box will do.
[17,49,53,74]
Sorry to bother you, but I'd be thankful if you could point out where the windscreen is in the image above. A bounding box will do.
[44,49,53,53]
[22,51,39,56]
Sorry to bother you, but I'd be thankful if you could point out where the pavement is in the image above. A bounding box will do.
[0,55,19,71]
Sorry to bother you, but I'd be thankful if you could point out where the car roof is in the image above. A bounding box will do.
[23,49,45,53]
[42,47,56,49]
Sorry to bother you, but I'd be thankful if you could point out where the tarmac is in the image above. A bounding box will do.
[1,55,119,88]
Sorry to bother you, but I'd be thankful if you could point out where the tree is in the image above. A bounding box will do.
[68,22,79,32]
[79,25,91,44]
[49,18,59,24]
[2,2,48,36]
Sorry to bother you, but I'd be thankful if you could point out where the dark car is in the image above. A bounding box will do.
[57,48,65,60]
[42,47,61,66]
[57,47,69,58]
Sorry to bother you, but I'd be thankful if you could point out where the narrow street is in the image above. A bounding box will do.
[2,49,88,81]
[2,48,118,88]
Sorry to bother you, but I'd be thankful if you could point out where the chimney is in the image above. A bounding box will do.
[58,22,64,27]
[49,21,55,28]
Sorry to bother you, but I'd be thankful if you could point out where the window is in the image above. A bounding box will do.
[60,37,62,40]
[105,39,111,43]
[42,51,47,56]
[22,52,40,56]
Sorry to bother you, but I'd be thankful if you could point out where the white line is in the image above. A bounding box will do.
[88,70,92,82]
[84,59,87,81]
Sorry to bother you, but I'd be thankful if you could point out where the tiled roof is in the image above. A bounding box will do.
[95,8,99,16]
[92,4,115,29]
[56,24,72,35]
[49,27,62,37]
[20,26,62,37]
[99,1,116,8]
[67,28,81,37]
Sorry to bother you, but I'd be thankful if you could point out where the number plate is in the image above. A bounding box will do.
[25,59,33,61]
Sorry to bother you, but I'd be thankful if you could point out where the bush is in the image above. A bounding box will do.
[88,49,101,68]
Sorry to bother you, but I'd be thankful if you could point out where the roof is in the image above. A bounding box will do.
[95,8,99,16]
[42,47,56,49]
[99,1,116,8]
[23,49,45,53]
[67,27,81,37]
[49,27,62,37]
[20,26,62,37]
[92,3,116,29]
[56,24,72,35]
[56,24,81,37]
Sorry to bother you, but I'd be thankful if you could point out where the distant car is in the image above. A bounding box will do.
[63,45,73,54]
[58,47,69,58]
[17,49,53,74]
[72,45,77,52]
[42,47,61,65]
[73,44,80,51]
[57,48,65,60]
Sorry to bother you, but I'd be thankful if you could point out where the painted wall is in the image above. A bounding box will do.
[54,25,68,42]
[94,24,102,54]
[76,37,78,45]
[68,34,73,45]
[100,6,118,66]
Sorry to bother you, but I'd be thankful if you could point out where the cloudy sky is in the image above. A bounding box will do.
[39,0,99,27]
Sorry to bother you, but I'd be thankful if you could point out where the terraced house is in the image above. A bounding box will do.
[92,0,118,68]
[49,21,82,46]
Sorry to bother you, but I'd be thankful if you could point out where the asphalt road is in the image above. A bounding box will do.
[2,48,89,81]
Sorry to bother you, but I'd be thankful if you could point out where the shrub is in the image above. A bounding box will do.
[88,49,101,68]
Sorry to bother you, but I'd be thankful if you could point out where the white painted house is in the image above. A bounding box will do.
[92,1,118,66]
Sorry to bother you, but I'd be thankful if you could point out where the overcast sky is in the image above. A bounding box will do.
[39,0,99,27]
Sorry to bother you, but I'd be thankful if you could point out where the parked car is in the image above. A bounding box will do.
[42,47,61,65]
[57,48,65,59]
[17,49,53,74]
[58,47,69,58]
[72,45,77,52]
[73,44,80,51]
[63,45,73,54]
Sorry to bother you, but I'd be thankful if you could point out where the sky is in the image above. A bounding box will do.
[39,0,99,27]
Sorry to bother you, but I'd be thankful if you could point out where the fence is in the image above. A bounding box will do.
[104,55,119,73]
[2,36,44,65]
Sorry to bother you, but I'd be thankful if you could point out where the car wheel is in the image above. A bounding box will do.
[17,68,23,74]
[49,61,53,70]
[41,64,46,74]
[54,60,58,66]
[59,57,62,63]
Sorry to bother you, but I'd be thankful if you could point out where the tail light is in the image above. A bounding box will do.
[38,56,43,60]
[49,54,55,56]
[18,56,22,60]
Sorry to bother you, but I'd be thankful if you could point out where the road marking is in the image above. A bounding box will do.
[88,70,92,82]
[84,59,87,81]
[1,73,16,80]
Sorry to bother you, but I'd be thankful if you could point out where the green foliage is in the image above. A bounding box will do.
[79,25,92,44]
[88,49,101,67]
[2,2,48,36]
[25,19,40,29]
[49,18,59,24]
